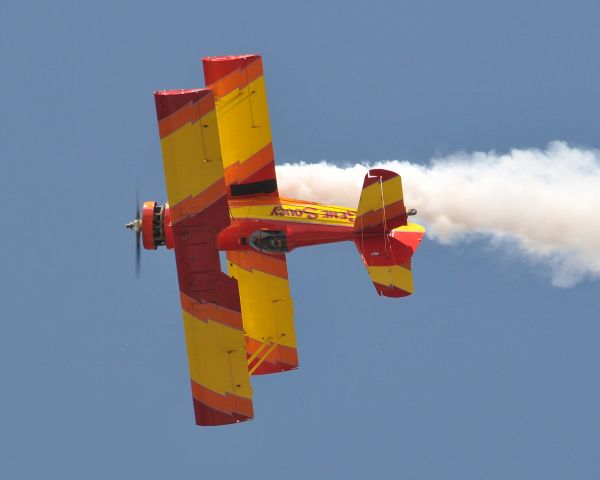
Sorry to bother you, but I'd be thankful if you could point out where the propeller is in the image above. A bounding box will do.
[125,195,142,277]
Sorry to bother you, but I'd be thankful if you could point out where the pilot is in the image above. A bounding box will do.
[265,236,283,251]
[250,230,287,253]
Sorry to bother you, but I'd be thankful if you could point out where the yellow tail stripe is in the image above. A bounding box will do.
[366,265,414,293]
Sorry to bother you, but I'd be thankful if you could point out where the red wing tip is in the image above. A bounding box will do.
[154,88,212,97]
[202,55,263,86]
[202,54,261,62]
[250,363,299,376]
[154,88,215,122]
[374,282,413,298]
[193,399,253,427]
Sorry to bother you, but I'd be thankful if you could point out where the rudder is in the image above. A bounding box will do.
[353,169,407,234]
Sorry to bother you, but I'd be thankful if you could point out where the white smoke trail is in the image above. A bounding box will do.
[276,141,600,288]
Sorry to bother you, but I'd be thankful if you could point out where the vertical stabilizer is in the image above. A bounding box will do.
[353,169,408,234]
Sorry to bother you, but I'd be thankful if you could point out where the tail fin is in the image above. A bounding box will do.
[353,169,426,297]
[353,169,407,234]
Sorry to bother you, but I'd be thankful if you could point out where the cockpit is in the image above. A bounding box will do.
[248,230,288,254]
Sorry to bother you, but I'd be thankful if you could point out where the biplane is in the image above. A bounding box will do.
[126,54,425,426]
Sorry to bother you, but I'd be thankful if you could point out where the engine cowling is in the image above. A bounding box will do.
[141,201,174,250]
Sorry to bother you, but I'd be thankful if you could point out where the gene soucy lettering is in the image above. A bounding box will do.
[269,205,356,222]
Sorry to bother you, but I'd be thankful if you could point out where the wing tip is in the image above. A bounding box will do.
[154,88,215,125]
[373,282,413,298]
[202,54,264,95]
[193,398,254,427]
[202,53,261,63]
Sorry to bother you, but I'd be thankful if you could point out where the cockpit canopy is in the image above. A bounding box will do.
[248,230,288,254]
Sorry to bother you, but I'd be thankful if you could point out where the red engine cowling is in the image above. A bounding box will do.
[141,201,174,250]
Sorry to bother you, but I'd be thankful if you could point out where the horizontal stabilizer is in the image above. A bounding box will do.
[355,223,425,297]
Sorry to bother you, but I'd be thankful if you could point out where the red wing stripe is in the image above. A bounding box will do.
[238,160,278,187]
[372,282,412,298]
[191,381,254,418]
[246,337,298,374]
[204,56,263,99]
[169,178,227,224]
[227,251,288,279]
[203,54,260,84]
[193,399,251,426]
[156,89,215,138]
[224,143,275,186]
[180,292,243,330]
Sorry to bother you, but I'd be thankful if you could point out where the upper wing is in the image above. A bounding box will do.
[202,55,298,373]
[226,250,298,374]
[203,55,278,197]
[154,88,253,426]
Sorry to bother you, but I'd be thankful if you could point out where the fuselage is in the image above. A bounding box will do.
[135,195,424,255]
[217,196,355,253]
[217,195,423,255]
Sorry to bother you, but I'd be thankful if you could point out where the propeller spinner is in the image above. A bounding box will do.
[126,200,174,276]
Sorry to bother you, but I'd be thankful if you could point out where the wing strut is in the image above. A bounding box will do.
[247,334,286,376]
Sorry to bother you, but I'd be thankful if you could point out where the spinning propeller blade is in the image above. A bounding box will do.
[125,195,142,277]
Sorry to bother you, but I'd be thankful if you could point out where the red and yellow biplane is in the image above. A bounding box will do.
[126,54,425,426]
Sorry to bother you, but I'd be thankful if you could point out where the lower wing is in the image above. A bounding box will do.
[154,88,253,426]
[227,250,298,374]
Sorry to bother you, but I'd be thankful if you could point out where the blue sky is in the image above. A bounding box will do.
[1,1,599,478]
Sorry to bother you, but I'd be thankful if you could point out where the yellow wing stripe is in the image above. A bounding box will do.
[180,292,243,330]
[228,259,297,350]
[215,76,272,171]
[160,107,225,206]
[182,309,252,399]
